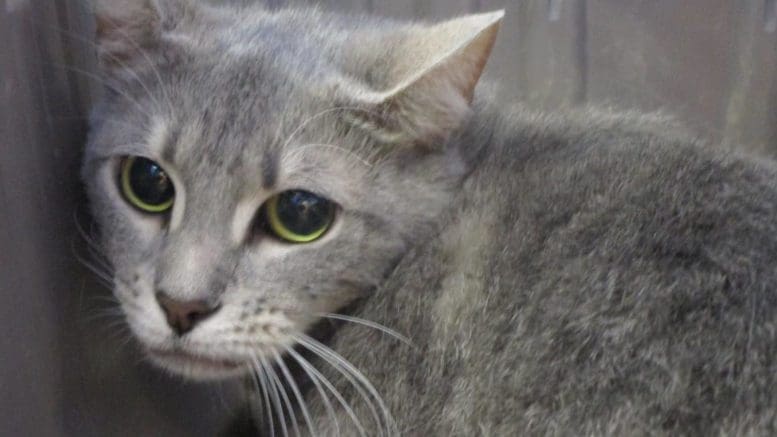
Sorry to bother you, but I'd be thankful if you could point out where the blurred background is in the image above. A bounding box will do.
[1,0,776,435]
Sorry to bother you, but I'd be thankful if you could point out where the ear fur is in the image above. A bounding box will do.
[93,0,192,71]
[350,11,504,148]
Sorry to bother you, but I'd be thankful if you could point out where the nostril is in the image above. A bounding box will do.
[155,292,220,336]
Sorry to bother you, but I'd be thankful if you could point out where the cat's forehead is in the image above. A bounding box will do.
[156,42,338,185]
[90,8,388,197]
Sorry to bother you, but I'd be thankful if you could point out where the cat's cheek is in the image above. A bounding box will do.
[112,282,169,344]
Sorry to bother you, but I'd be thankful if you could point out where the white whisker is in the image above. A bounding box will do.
[297,334,397,436]
[283,344,340,437]
[73,213,110,261]
[255,354,287,437]
[295,336,385,436]
[43,61,151,116]
[74,252,114,288]
[290,143,374,169]
[250,357,276,437]
[261,354,296,437]
[72,244,113,282]
[108,21,176,116]
[286,347,367,437]
[317,313,413,347]
[45,17,175,117]
[273,349,316,437]
[281,106,356,150]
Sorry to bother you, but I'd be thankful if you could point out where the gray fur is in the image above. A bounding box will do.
[83,1,777,435]
[303,105,777,436]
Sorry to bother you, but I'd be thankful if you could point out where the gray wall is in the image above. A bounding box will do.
[1,0,775,435]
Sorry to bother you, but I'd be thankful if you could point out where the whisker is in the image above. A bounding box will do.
[59,24,165,113]
[73,252,114,288]
[74,259,111,287]
[285,347,367,437]
[88,294,120,304]
[38,18,175,118]
[272,349,316,437]
[281,107,351,150]
[107,18,175,116]
[97,318,135,352]
[259,354,291,437]
[250,357,276,437]
[41,61,151,116]
[280,105,385,150]
[265,354,301,437]
[72,215,114,274]
[254,355,281,437]
[289,143,374,169]
[317,313,413,347]
[283,344,340,437]
[72,211,102,250]
[52,115,143,132]
[82,307,125,324]
[295,336,384,437]
[71,231,113,275]
[297,334,396,436]
[85,245,113,274]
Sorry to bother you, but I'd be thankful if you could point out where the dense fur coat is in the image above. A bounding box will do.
[296,105,777,435]
[84,1,777,435]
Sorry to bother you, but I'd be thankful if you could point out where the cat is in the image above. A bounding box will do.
[83,0,777,435]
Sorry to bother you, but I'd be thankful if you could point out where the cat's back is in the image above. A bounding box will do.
[492,105,777,276]
[333,106,777,436]
[461,106,777,434]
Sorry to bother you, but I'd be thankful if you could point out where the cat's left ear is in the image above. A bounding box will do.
[93,0,194,73]
[347,11,504,148]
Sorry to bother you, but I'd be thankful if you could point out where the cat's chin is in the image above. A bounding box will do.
[146,347,251,381]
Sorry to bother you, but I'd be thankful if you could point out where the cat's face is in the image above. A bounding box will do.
[83,0,501,380]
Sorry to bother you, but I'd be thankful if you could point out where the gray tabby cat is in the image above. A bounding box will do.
[83,0,777,435]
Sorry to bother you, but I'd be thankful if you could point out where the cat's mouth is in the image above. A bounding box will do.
[146,347,249,380]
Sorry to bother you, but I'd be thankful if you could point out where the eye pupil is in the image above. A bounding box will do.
[121,157,175,213]
[266,190,335,243]
[130,159,172,204]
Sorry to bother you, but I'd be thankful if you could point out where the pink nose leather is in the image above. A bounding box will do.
[155,293,220,336]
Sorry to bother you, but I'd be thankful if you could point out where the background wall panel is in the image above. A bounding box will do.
[370,0,419,18]
[723,0,777,156]
[484,0,587,107]
[315,0,371,12]
[585,0,744,143]
[1,1,82,435]
[417,0,474,19]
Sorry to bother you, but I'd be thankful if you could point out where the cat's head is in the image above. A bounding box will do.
[83,0,502,380]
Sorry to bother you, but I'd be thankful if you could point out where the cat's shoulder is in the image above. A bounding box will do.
[487,102,777,191]
[468,101,777,261]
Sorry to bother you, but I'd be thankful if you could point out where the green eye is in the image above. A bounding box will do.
[120,156,175,214]
[265,190,336,243]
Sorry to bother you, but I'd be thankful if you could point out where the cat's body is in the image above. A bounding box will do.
[286,103,777,436]
[83,1,777,436]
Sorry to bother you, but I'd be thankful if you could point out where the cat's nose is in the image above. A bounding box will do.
[155,292,220,336]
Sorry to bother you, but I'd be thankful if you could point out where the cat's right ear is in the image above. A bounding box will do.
[340,11,504,149]
[93,0,192,73]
